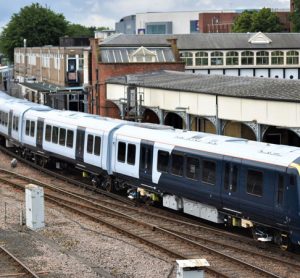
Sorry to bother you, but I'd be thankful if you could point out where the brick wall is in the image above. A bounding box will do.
[90,39,185,117]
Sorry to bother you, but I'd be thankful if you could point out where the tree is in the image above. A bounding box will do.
[0,3,68,61]
[251,8,283,32]
[66,24,96,37]
[291,0,300,32]
[232,8,284,33]
[232,10,254,33]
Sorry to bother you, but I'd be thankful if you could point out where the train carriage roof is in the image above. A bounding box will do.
[30,109,126,132]
[116,124,300,169]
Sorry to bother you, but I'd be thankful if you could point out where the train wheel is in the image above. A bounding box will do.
[274,232,294,251]
[103,176,114,192]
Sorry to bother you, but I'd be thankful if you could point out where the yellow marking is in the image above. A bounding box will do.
[289,163,300,175]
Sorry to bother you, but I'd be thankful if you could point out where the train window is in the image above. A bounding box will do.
[246,170,263,196]
[59,128,66,146]
[13,116,15,130]
[94,136,101,156]
[5,113,8,127]
[26,120,30,135]
[157,150,169,173]
[186,156,200,180]
[171,153,184,177]
[12,116,15,130]
[117,142,126,163]
[66,130,74,148]
[30,121,35,137]
[202,160,216,185]
[224,163,230,190]
[277,174,284,206]
[87,134,94,154]
[52,126,58,144]
[45,125,52,142]
[0,111,2,125]
[231,165,238,192]
[290,175,296,186]
[16,117,19,131]
[141,146,152,171]
[127,144,136,165]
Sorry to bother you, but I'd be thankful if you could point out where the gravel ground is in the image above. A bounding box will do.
[0,151,175,277]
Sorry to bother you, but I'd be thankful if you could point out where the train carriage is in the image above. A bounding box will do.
[0,90,300,249]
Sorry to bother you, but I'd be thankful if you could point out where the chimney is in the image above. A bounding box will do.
[167,38,180,62]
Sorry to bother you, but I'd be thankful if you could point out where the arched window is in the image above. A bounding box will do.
[180,52,193,66]
[226,51,239,65]
[211,51,224,66]
[195,52,208,66]
[241,51,254,65]
[271,51,284,65]
[286,51,299,65]
[256,51,269,65]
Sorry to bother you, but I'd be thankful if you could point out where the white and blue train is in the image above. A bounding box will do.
[1,91,300,250]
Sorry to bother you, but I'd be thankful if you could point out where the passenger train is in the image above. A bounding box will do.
[1,91,300,250]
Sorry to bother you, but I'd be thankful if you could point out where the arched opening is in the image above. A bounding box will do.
[223,121,256,140]
[191,116,216,134]
[263,126,300,147]
[164,112,183,129]
[105,101,121,119]
[142,109,160,124]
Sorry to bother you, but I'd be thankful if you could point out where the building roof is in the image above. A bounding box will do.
[101,33,300,50]
[20,82,84,93]
[107,70,300,102]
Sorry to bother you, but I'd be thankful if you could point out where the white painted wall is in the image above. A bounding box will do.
[107,83,300,128]
[136,12,199,34]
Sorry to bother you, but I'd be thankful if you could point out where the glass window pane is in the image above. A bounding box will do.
[247,170,263,196]
[171,153,184,176]
[127,144,136,165]
[186,156,200,180]
[157,150,169,173]
[30,121,35,137]
[277,174,284,205]
[94,136,101,156]
[118,142,126,163]
[224,163,230,190]
[202,160,216,185]
[87,134,94,154]
[66,130,73,148]
[59,128,66,146]
[52,126,58,144]
[26,120,30,135]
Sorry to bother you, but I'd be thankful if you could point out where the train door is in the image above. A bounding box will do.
[36,118,44,149]
[8,110,12,137]
[75,127,85,162]
[139,141,154,185]
[221,159,241,214]
[273,172,291,229]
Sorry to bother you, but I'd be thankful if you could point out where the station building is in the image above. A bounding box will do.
[89,38,185,117]
[103,32,300,80]
[106,70,300,147]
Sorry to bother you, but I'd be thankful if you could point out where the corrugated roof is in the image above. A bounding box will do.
[101,33,300,50]
[107,70,300,102]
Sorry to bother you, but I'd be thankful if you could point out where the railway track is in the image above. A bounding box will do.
[0,245,40,278]
[0,168,299,277]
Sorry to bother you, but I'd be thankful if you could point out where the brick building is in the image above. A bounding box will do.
[89,38,185,118]
[14,38,90,111]
[199,10,290,33]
